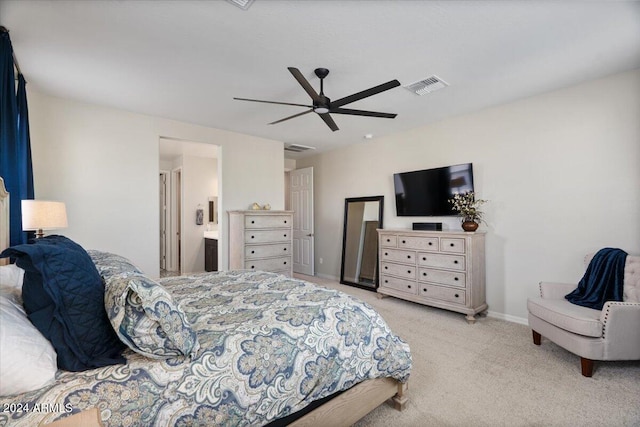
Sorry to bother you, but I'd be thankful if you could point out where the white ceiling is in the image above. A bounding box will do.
[2,1,640,159]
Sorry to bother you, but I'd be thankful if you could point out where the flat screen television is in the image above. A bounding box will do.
[394,163,474,216]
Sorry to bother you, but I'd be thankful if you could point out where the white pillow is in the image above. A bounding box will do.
[0,264,25,298]
[0,293,57,396]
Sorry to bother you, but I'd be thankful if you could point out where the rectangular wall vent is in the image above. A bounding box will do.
[226,0,255,10]
[404,76,449,96]
[284,144,316,153]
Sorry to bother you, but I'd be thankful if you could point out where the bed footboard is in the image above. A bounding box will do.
[290,377,409,427]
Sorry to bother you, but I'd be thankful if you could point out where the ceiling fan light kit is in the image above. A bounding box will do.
[234,67,401,131]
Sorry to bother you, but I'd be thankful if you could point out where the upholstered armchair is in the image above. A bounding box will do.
[527,254,640,377]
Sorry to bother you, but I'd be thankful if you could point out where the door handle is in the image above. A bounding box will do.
[306,233,314,237]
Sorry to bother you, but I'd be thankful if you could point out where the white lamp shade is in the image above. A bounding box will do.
[21,200,68,231]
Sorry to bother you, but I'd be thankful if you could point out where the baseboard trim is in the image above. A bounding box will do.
[313,272,340,281]
[300,273,530,326]
[487,310,528,325]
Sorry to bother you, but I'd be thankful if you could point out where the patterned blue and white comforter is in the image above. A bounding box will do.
[0,270,411,426]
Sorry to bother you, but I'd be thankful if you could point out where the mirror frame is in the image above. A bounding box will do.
[340,195,384,291]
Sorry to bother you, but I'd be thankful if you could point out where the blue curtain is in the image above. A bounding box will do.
[17,74,35,208]
[0,30,34,245]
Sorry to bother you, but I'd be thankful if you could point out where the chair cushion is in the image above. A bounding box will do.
[624,255,640,302]
[527,297,602,338]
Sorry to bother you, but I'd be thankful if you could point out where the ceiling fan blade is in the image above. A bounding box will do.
[234,97,313,108]
[329,107,397,119]
[331,79,401,108]
[269,109,313,125]
[288,67,321,102]
[319,113,339,132]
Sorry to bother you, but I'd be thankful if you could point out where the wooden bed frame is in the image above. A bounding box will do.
[0,177,408,427]
[291,377,408,427]
[42,379,407,427]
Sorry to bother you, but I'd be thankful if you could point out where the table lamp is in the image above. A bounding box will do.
[21,200,68,238]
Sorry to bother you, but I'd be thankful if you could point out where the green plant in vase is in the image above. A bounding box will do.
[448,192,488,232]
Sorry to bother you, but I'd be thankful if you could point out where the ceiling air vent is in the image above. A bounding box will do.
[284,144,316,153]
[226,0,255,10]
[404,76,449,96]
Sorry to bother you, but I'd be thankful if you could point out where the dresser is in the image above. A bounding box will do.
[229,210,293,276]
[377,229,487,323]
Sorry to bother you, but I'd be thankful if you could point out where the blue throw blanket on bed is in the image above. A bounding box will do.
[565,247,627,310]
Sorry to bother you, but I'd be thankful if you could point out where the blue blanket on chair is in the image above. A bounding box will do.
[565,247,627,310]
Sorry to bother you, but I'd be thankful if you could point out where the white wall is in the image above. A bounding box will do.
[28,91,285,277]
[297,69,640,322]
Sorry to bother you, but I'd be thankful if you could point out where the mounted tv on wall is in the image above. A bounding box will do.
[394,163,474,216]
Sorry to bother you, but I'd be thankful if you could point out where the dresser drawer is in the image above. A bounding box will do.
[380,248,416,264]
[245,214,292,229]
[417,253,465,271]
[380,262,416,279]
[380,275,417,295]
[245,229,291,244]
[398,235,439,251]
[440,238,465,253]
[419,284,466,305]
[418,268,466,288]
[245,256,291,271]
[245,244,290,259]
[379,234,398,248]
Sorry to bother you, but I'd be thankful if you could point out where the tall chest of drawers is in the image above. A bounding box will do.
[377,229,487,323]
[229,210,293,277]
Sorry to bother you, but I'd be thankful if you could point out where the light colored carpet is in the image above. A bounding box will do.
[295,274,640,427]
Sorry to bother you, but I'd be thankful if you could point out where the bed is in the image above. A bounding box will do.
[0,180,411,427]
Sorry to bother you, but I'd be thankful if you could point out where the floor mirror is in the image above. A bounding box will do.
[340,196,384,291]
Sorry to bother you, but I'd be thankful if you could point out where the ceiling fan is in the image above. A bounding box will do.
[234,67,401,132]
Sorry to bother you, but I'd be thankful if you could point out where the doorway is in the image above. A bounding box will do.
[159,138,219,275]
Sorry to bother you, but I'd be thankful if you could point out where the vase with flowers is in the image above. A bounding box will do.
[448,192,488,232]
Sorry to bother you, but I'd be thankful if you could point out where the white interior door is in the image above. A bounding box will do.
[291,167,314,275]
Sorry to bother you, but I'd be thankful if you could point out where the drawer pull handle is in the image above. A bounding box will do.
[251,250,255,254]
[251,236,255,239]
[422,272,427,276]
[454,277,459,281]
[407,255,411,259]
[385,279,388,283]
[385,266,388,270]
[454,260,459,264]
[455,293,459,298]
[283,248,287,251]
[422,257,426,261]
[284,234,287,237]
[284,220,287,223]
[251,265,255,269]
[385,252,388,256]
[251,220,255,224]
[423,288,427,292]
[402,240,406,244]
[407,270,411,274]
[407,285,412,289]
[386,239,390,242]
[450,243,455,247]
[428,242,433,246]
[284,261,287,265]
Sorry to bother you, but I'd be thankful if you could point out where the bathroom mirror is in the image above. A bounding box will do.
[340,196,384,291]
[208,197,218,224]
